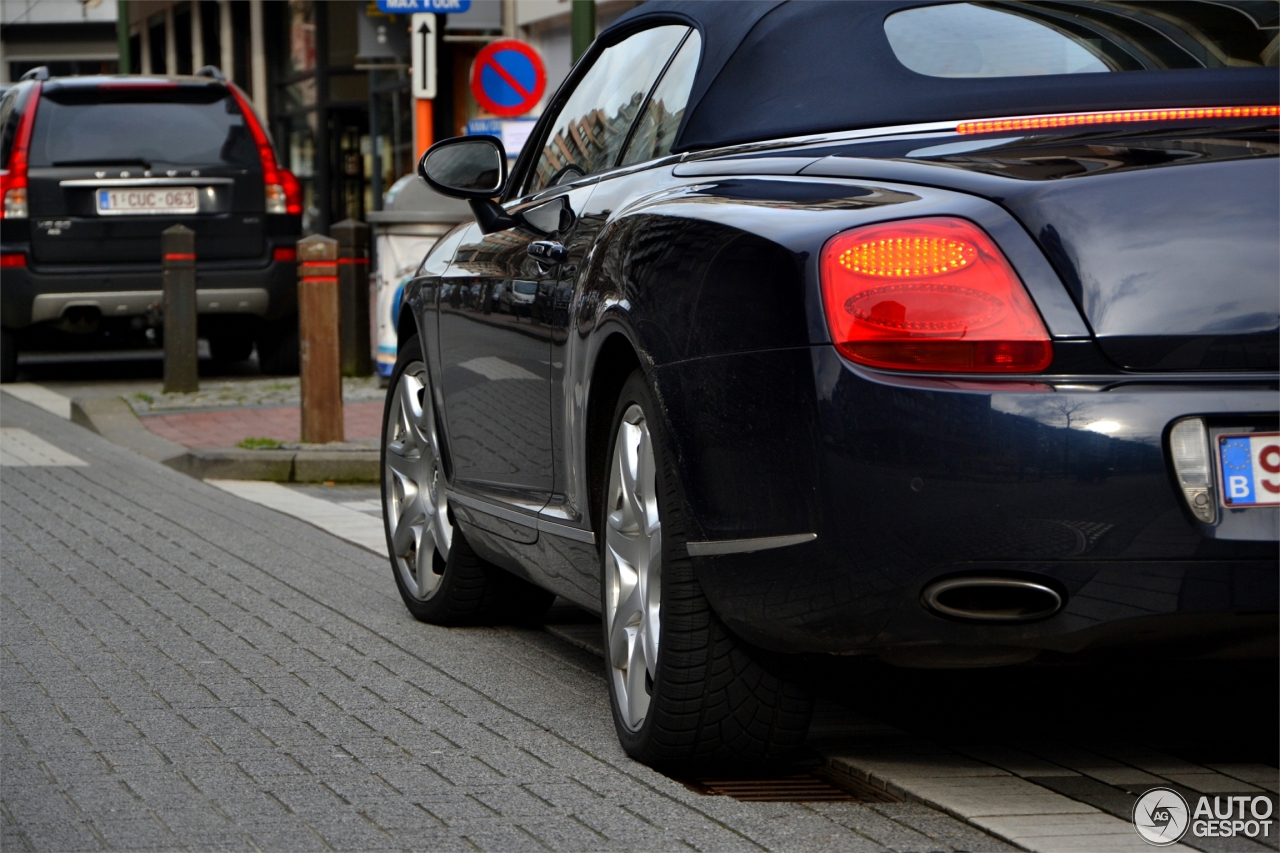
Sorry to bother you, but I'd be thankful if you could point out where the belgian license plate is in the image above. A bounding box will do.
[97,187,198,215]
[1218,432,1280,507]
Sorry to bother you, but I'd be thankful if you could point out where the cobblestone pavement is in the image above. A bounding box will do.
[1,396,1011,853]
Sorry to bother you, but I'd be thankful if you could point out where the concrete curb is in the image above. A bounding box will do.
[70,396,379,482]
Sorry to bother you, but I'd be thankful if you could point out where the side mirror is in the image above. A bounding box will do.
[419,136,518,234]
[419,135,508,198]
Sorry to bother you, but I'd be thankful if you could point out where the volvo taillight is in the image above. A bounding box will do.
[228,84,300,215]
[820,217,1052,373]
[0,82,41,220]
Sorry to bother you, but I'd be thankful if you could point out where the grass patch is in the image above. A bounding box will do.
[237,437,283,450]
[133,392,154,404]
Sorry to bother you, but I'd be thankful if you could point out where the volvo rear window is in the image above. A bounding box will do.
[29,85,259,168]
[885,2,1279,78]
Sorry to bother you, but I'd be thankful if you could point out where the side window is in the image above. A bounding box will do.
[0,86,23,168]
[620,30,701,168]
[524,25,689,196]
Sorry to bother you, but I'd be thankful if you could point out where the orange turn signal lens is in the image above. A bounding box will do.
[837,235,976,278]
[820,218,1052,373]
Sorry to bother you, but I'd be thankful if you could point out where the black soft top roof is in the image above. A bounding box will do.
[602,0,1279,153]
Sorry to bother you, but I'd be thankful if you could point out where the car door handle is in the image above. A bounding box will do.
[528,241,568,264]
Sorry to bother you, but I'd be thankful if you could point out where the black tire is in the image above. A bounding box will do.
[0,327,16,383]
[601,370,813,768]
[382,335,555,626]
[256,315,299,375]
[208,330,255,364]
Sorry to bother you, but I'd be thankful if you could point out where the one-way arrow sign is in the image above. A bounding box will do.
[410,13,437,100]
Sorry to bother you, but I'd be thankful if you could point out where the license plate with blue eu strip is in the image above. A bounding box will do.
[1218,432,1280,507]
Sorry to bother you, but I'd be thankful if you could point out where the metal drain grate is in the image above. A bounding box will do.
[682,767,898,803]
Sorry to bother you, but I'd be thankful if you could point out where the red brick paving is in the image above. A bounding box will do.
[141,401,384,448]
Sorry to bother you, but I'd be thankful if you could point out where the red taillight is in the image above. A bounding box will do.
[0,82,41,220]
[1,253,27,268]
[273,246,297,262]
[820,217,1052,373]
[227,84,293,213]
[279,168,303,216]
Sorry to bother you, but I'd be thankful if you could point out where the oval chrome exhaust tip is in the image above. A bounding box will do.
[922,577,1063,622]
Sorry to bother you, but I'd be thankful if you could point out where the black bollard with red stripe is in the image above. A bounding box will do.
[162,224,198,393]
[332,219,372,377]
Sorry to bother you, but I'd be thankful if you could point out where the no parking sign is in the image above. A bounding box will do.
[470,39,546,118]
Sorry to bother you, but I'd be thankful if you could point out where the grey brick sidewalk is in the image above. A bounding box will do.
[1,396,1010,853]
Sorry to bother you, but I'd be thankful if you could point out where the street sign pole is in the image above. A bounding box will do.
[411,12,437,161]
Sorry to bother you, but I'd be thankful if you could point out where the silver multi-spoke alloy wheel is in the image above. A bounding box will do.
[604,404,663,732]
[384,361,452,601]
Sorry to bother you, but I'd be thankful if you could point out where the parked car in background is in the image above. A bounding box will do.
[0,67,303,381]
[386,0,1278,768]
[498,279,537,318]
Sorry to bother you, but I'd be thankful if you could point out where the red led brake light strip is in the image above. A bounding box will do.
[956,105,1279,135]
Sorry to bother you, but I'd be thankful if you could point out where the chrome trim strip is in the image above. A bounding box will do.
[682,120,961,163]
[447,491,538,529]
[197,288,269,314]
[537,517,596,545]
[686,533,816,556]
[60,177,235,187]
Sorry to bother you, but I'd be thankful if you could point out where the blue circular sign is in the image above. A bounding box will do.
[471,40,546,118]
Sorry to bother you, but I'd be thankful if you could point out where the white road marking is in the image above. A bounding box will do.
[1,384,72,419]
[458,356,540,381]
[206,479,387,555]
[0,428,88,467]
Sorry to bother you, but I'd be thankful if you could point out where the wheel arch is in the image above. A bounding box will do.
[396,299,419,349]
[585,330,644,539]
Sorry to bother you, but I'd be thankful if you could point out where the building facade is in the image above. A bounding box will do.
[99,0,640,234]
[1,0,121,82]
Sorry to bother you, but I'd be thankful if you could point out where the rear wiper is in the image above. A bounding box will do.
[52,158,151,168]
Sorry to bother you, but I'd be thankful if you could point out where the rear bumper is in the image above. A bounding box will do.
[0,258,298,327]
[654,344,1280,659]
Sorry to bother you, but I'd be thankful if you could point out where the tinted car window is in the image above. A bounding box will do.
[620,30,702,168]
[28,85,258,167]
[525,25,688,195]
[0,86,19,167]
[886,2,1278,77]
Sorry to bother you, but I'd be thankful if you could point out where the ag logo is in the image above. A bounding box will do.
[1134,787,1190,845]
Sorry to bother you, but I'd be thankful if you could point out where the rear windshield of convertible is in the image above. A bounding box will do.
[886,2,1278,78]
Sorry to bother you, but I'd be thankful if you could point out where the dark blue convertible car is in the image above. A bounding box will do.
[384,0,1279,766]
